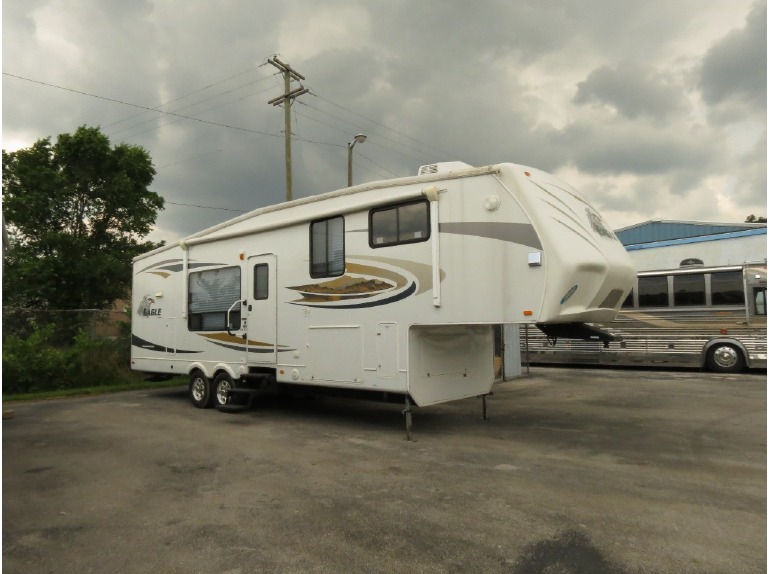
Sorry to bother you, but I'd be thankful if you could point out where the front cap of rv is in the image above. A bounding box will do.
[506,165,636,324]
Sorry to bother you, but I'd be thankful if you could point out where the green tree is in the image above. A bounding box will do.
[2,125,164,310]
[745,214,767,223]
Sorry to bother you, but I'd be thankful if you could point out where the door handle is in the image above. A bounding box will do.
[226,299,243,336]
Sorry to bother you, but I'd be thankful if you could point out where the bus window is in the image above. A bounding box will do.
[621,290,634,308]
[711,271,745,305]
[674,273,705,306]
[638,276,668,307]
[755,288,767,316]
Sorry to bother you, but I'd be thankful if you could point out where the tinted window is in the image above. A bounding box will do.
[754,288,766,315]
[674,274,705,306]
[310,216,344,278]
[710,271,745,305]
[254,264,269,300]
[188,266,241,331]
[638,276,669,307]
[370,200,429,247]
[621,290,634,308]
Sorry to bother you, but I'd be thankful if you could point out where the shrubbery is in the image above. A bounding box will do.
[2,321,136,395]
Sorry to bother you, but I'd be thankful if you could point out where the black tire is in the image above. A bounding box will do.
[189,370,214,408]
[705,343,745,373]
[213,372,237,407]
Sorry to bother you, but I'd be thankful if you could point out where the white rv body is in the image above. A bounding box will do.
[132,162,635,407]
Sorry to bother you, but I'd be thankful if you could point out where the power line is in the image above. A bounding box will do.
[108,74,278,138]
[165,200,246,213]
[310,91,454,159]
[355,150,400,178]
[3,72,282,137]
[102,66,271,130]
[293,101,427,172]
[298,99,437,163]
[2,72,343,148]
[112,83,278,141]
[156,149,223,169]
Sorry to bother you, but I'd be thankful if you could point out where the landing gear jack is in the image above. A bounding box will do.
[402,396,414,441]
[480,392,492,420]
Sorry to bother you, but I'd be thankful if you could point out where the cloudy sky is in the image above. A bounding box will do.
[3,0,766,244]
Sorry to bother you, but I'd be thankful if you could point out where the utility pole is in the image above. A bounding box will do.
[267,57,309,202]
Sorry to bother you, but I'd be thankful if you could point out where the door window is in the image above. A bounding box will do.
[254,264,269,300]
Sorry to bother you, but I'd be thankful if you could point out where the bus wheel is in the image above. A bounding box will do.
[706,344,745,373]
[213,372,236,407]
[189,370,213,408]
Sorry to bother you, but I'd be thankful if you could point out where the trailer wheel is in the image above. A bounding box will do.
[705,344,745,373]
[213,372,236,407]
[189,371,213,408]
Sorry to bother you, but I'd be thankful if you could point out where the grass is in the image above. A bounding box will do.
[3,377,186,403]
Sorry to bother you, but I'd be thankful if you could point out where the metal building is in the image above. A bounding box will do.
[615,220,767,272]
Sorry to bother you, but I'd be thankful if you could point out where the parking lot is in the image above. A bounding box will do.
[2,367,766,573]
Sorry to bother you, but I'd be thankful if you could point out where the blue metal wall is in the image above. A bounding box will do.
[615,221,763,246]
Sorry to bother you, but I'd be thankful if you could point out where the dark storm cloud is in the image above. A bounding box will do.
[699,1,766,112]
[2,0,765,236]
[573,62,688,121]
[731,130,768,205]
[558,120,721,178]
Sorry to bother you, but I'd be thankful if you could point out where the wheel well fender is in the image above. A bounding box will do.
[212,364,239,382]
[188,363,211,379]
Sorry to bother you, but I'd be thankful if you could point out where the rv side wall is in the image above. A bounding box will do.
[132,162,635,406]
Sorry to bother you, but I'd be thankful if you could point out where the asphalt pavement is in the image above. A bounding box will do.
[2,367,766,573]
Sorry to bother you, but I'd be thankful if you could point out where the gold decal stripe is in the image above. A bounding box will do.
[199,333,273,347]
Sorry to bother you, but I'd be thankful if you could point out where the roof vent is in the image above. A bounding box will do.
[417,161,473,176]
[418,164,438,175]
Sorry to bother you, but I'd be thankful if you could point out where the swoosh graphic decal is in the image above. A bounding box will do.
[439,222,542,250]
[137,259,225,274]
[199,333,295,353]
[349,256,442,295]
[206,340,295,353]
[131,334,202,354]
[137,258,183,274]
[293,281,417,309]
[439,221,543,249]
[287,262,408,304]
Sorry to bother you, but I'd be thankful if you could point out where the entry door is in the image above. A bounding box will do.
[246,254,277,365]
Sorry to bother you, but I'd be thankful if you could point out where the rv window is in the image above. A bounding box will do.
[310,216,345,278]
[673,273,705,306]
[754,288,766,316]
[369,200,430,248]
[710,271,745,306]
[188,266,241,331]
[638,276,669,308]
[254,264,269,300]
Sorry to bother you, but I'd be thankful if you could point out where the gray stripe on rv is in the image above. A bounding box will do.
[439,222,542,250]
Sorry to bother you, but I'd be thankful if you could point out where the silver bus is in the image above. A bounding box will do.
[523,263,767,373]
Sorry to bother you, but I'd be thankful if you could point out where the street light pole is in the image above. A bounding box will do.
[347,134,367,187]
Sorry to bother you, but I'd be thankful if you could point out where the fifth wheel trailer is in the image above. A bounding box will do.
[132,161,635,415]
